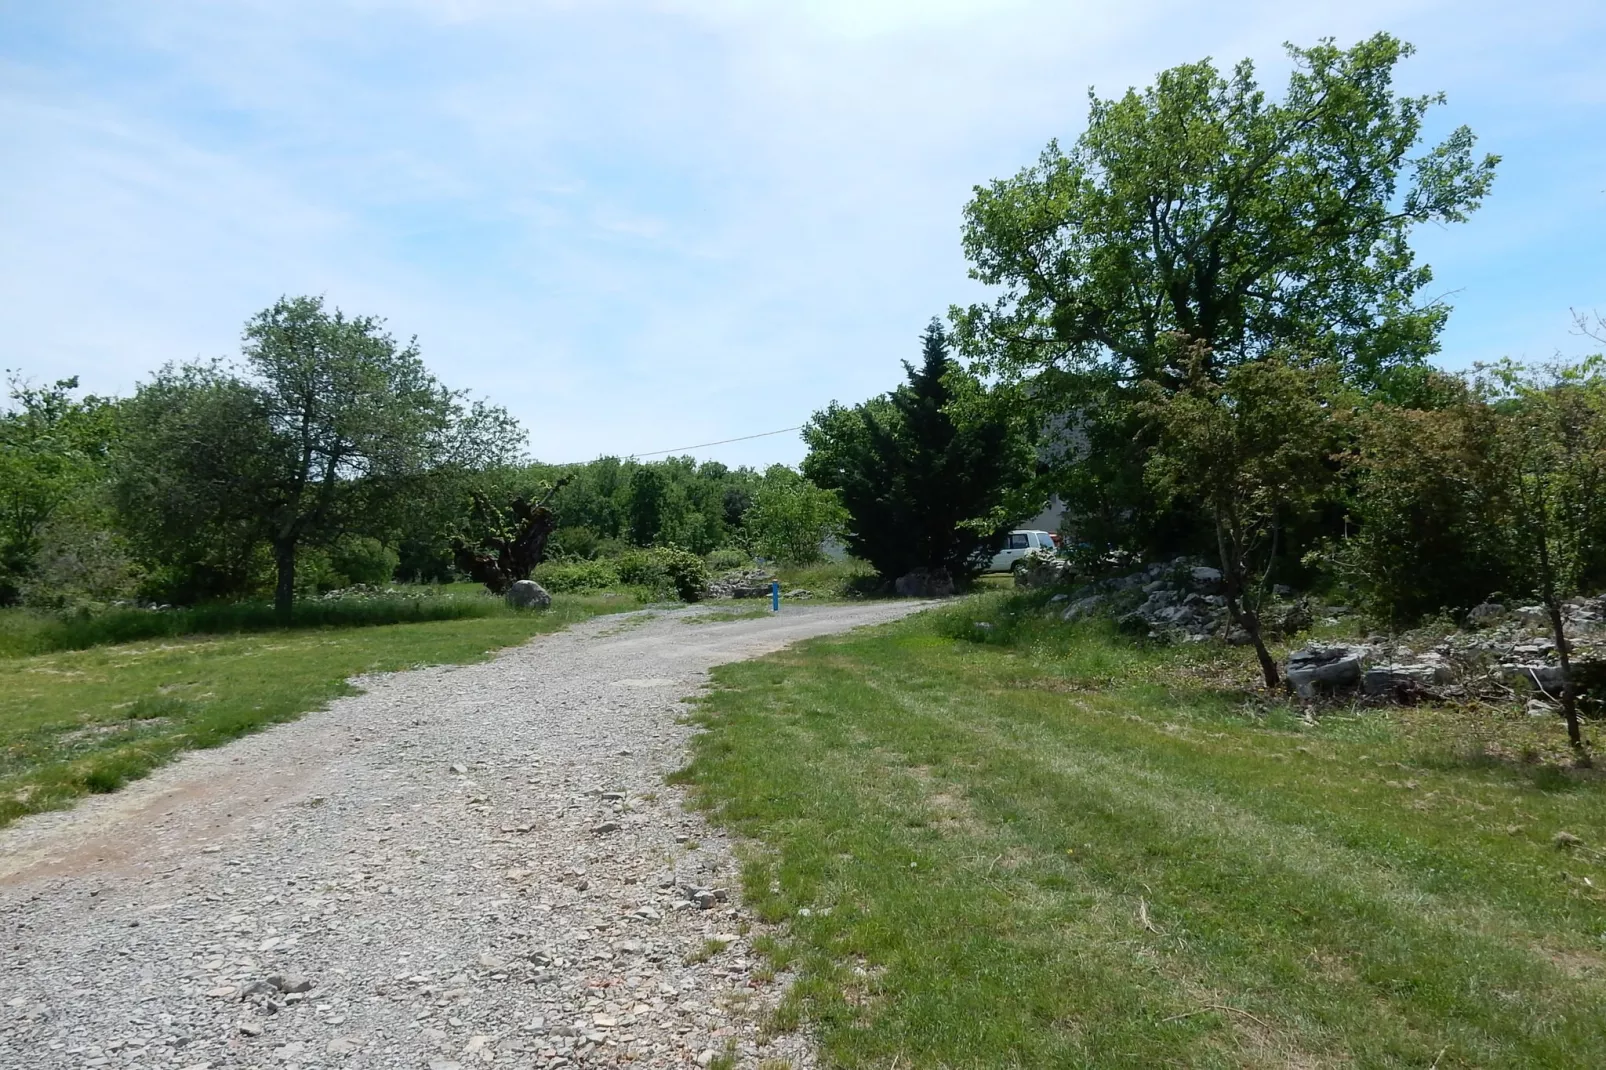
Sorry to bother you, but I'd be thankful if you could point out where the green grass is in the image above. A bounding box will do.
[0,585,546,657]
[0,591,641,828]
[677,590,1606,1069]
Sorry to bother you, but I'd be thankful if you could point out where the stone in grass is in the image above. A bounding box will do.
[505,580,552,609]
[1554,831,1584,849]
[1285,645,1367,698]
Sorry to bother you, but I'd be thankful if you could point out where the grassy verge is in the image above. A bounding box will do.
[0,585,540,658]
[676,590,1606,1068]
[0,592,641,828]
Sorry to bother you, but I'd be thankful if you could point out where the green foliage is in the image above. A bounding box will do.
[1332,381,1511,629]
[803,319,1033,583]
[626,467,668,546]
[532,558,620,593]
[0,374,120,604]
[114,296,520,614]
[741,466,846,565]
[953,33,1497,575]
[19,491,141,610]
[615,547,709,601]
[549,525,603,561]
[705,547,750,571]
[957,33,1496,386]
[327,535,400,587]
[1140,345,1343,685]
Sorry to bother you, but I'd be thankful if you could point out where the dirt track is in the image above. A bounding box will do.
[0,601,925,1070]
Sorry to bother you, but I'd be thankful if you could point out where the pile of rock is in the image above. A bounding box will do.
[1013,549,1076,589]
[1283,597,1606,704]
[1049,559,1223,639]
[705,568,776,599]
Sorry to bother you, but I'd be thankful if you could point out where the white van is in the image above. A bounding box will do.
[987,530,1059,573]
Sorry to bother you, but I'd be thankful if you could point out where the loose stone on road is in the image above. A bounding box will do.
[0,601,924,1069]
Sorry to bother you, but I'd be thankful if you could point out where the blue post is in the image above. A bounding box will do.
[771,581,780,612]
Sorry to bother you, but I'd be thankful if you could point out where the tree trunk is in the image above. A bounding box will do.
[1216,517,1280,691]
[1547,600,1588,760]
[273,538,297,619]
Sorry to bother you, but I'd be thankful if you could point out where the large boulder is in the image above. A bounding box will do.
[1285,645,1368,698]
[894,569,955,598]
[505,579,552,609]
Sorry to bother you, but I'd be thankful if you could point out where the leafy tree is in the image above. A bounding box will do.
[803,319,1032,585]
[955,33,1497,566]
[115,362,278,603]
[625,466,668,547]
[1477,361,1606,756]
[117,296,519,612]
[1141,344,1341,688]
[741,466,847,564]
[958,33,1496,385]
[0,374,120,603]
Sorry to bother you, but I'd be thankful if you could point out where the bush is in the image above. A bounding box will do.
[616,547,709,602]
[330,536,400,587]
[533,558,620,593]
[1333,396,1513,629]
[548,526,602,560]
[706,548,750,571]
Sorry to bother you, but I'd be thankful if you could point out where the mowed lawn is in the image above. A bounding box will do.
[0,593,638,827]
[678,597,1606,1068]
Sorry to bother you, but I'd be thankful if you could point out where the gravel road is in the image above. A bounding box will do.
[0,601,925,1070]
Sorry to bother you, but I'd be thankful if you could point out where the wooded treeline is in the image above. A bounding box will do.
[1,297,848,612]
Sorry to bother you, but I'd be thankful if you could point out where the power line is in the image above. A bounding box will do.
[631,425,804,459]
[541,424,806,467]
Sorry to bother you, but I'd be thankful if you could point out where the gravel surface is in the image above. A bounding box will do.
[0,601,925,1070]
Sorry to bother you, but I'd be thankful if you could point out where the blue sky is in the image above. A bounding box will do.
[3,0,1603,467]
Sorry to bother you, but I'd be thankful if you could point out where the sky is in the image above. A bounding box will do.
[3,0,1603,468]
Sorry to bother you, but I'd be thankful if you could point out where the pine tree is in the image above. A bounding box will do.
[803,319,1029,585]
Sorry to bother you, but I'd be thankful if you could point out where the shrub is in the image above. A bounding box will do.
[616,547,709,602]
[706,548,750,571]
[548,526,602,560]
[329,536,400,587]
[1333,392,1512,629]
[533,558,620,592]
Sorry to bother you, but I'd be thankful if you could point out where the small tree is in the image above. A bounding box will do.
[741,466,847,565]
[1478,361,1606,757]
[1141,344,1340,688]
[803,319,1032,585]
